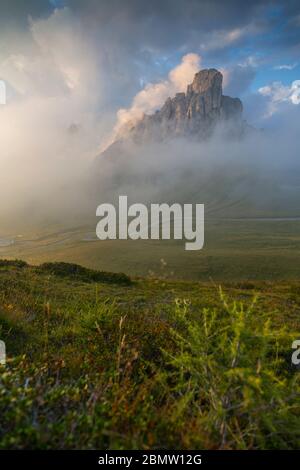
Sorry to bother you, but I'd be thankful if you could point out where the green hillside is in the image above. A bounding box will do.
[0,260,300,449]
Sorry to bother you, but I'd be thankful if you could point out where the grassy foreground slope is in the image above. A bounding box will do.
[0,260,300,449]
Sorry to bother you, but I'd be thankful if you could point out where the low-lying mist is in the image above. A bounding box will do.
[91,126,300,219]
[1,95,300,231]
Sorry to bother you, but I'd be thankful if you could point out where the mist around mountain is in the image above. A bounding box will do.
[1,61,299,230]
[112,68,247,144]
[92,69,300,219]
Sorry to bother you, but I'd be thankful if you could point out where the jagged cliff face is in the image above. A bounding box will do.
[117,69,245,144]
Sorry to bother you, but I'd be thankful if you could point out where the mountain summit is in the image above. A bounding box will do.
[113,68,246,145]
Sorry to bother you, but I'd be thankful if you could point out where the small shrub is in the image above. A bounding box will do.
[38,262,132,285]
[0,259,28,269]
[163,289,300,449]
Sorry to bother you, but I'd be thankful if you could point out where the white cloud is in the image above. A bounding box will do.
[0,8,110,217]
[274,63,298,71]
[239,55,262,68]
[102,53,202,150]
[258,79,300,116]
[200,28,244,51]
[199,23,261,52]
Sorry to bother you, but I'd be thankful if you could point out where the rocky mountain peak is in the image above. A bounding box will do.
[188,68,222,96]
[112,68,246,147]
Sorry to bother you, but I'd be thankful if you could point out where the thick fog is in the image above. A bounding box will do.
[0,7,299,229]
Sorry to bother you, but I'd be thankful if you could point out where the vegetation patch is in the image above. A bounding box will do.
[0,259,28,269]
[37,262,132,285]
[0,262,299,449]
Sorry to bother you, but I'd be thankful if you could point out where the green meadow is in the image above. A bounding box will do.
[1,218,300,280]
[0,259,300,449]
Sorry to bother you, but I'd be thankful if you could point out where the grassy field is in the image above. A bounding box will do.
[0,260,300,449]
[1,218,300,280]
